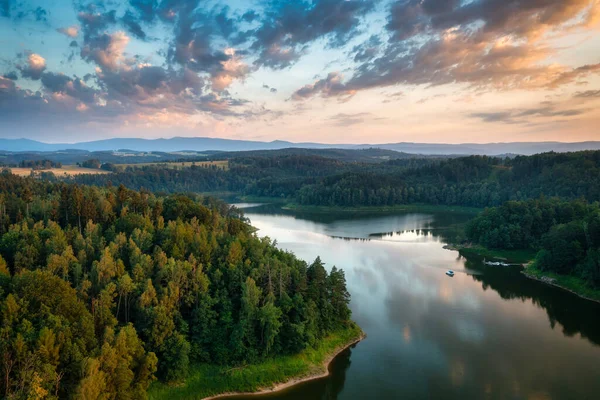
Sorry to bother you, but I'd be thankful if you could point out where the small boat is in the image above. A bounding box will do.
[446,270,455,277]
[484,261,510,267]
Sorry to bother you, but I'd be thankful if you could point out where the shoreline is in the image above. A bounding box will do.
[281,203,481,215]
[202,332,366,400]
[521,270,600,304]
[444,243,537,265]
[446,243,600,304]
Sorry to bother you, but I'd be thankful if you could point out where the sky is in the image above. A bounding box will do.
[0,0,599,144]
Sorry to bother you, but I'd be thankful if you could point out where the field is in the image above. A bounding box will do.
[117,160,229,170]
[8,166,110,177]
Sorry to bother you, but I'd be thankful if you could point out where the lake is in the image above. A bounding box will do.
[226,204,600,400]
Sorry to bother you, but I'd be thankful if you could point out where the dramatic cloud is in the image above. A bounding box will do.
[296,0,600,98]
[251,0,375,68]
[17,53,47,80]
[81,31,130,71]
[1,0,599,141]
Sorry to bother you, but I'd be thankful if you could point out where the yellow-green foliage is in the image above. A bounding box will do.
[148,324,362,400]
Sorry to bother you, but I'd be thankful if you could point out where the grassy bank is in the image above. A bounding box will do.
[450,244,537,264]
[281,203,482,215]
[522,264,600,303]
[148,323,363,400]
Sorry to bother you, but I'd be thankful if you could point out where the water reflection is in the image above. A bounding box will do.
[225,206,600,400]
[465,257,600,346]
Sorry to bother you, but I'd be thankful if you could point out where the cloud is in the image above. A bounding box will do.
[81,31,130,71]
[0,76,15,92]
[387,0,599,41]
[251,0,375,69]
[3,0,600,138]
[58,25,79,38]
[547,63,600,88]
[297,0,600,99]
[41,72,98,104]
[3,71,18,80]
[351,35,382,63]
[470,102,590,124]
[129,0,158,22]
[3,2,47,22]
[17,53,47,80]
[122,10,147,39]
[0,0,10,17]
[328,112,373,126]
[77,8,117,40]
[210,48,250,92]
[574,89,600,98]
[292,72,356,101]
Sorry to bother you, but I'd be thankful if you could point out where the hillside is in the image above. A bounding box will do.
[2,138,600,155]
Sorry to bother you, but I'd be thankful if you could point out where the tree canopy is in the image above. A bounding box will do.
[0,174,352,399]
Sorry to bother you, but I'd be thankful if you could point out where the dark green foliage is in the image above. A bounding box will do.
[80,159,102,169]
[466,198,600,288]
[18,159,62,169]
[0,174,352,398]
[74,151,600,209]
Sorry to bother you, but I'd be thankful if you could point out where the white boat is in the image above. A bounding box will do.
[446,270,455,277]
[484,261,510,267]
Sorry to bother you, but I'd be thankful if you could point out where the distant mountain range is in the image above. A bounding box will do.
[1,137,600,156]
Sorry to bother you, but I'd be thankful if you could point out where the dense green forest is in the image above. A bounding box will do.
[466,198,600,288]
[0,174,352,398]
[72,151,600,208]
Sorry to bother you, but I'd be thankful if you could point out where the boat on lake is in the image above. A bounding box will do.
[484,260,511,267]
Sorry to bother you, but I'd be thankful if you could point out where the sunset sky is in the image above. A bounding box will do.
[1,0,599,144]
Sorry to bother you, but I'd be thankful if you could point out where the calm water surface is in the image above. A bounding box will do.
[227,205,600,400]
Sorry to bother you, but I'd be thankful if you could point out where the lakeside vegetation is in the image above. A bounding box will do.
[67,149,600,301]
[466,198,600,297]
[281,203,482,215]
[451,244,537,264]
[148,324,363,400]
[0,174,354,398]
[523,264,600,303]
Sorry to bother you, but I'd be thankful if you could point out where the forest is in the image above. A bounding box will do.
[466,198,600,288]
[0,173,352,398]
[72,151,600,208]
[17,160,62,170]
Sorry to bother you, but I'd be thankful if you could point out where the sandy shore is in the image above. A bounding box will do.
[203,332,366,400]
